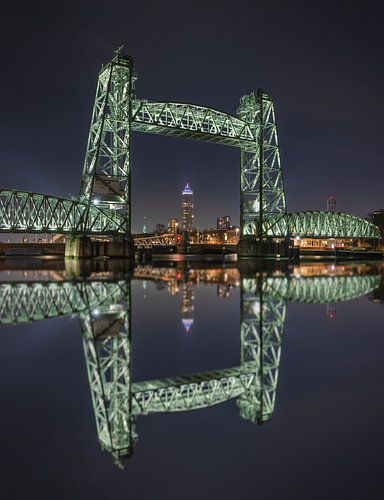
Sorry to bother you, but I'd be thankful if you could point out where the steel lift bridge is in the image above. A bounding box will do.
[0,49,380,255]
[0,270,380,465]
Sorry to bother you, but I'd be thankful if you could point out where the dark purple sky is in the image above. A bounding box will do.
[1,0,383,232]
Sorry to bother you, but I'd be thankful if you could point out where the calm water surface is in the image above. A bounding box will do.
[0,260,383,499]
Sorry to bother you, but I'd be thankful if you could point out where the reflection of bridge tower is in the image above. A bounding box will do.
[181,281,195,332]
[80,285,134,466]
[238,277,286,423]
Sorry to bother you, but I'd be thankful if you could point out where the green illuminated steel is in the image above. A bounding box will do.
[0,51,380,241]
[131,100,256,149]
[238,90,287,238]
[0,280,128,325]
[0,273,379,325]
[80,50,133,232]
[238,283,285,423]
[287,211,381,239]
[0,190,126,234]
[1,269,381,465]
[244,274,381,303]
[80,300,134,464]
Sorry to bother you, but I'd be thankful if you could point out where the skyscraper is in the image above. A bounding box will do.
[182,183,194,231]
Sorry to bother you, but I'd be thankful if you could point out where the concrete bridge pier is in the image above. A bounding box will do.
[237,236,297,260]
[65,236,133,259]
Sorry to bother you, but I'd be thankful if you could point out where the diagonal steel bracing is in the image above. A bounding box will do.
[0,190,126,235]
[0,51,380,241]
[238,90,287,238]
[1,269,381,463]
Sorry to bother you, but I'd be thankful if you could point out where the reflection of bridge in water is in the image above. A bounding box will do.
[0,263,382,466]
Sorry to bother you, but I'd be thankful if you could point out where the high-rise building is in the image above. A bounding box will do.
[168,218,179,234]
[217,215,231,230]
[182,183,194,231]
[327,195,337,211]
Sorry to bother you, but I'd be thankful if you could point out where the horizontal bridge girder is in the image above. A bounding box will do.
[0,190,127,234]
[131,100,257,150]
[287,211,380,239]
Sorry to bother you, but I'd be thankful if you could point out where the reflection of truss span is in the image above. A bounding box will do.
[239,288,286,423]
[239,90,287,237]
[81,305,133,463]
[243,275,381,303]
[1,273,379,325]
[131,100,256,149]
[0,280,128,324]
[0,190,126,235]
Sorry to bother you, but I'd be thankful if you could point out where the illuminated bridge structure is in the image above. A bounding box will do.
[1,270,381,463]
[0,50,380,248]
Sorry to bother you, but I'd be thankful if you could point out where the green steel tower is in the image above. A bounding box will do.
[80,48,134,234]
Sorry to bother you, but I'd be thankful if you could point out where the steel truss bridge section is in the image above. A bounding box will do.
[134,233,177,247]
[287,211,381,239]
[0,190,126,235]
[131,100,256,149]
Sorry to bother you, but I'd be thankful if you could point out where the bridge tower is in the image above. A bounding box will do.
[66,49,134,258]
[237,90,289,258]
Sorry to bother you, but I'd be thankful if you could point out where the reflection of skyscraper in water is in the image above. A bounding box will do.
[217,284,232,299]
[181,281,195,332]
[327,303,338,319]
[182,183,194,231]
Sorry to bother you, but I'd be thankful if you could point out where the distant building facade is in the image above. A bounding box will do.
[168,218,179,234]
[370,210,384,239]
[200,227,240,244]
[217,215,231,230]
[182,183,194,231]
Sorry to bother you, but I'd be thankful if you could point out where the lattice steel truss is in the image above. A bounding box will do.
[80,51,133,233]
[238,283,286,423]
[0,51,380,241]
[0,280,128,324]
[244,275,381,304]
[131,100,256,148]
[1,270,381,464]
[0,190,126,235]
[134,233,177,247]
[238,90,287,237]
[80,300,134,464]
[288,211,381,239]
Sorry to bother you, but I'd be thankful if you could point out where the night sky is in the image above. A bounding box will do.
[1,0,383,232]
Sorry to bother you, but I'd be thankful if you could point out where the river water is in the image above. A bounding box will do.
[0,259,383,499]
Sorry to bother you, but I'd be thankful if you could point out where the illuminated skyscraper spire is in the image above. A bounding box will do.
[182,183,194,231]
